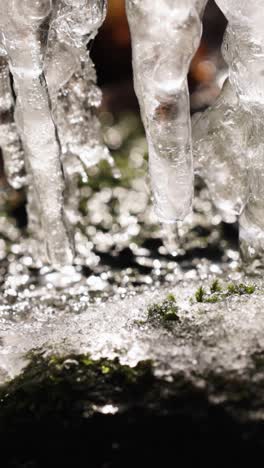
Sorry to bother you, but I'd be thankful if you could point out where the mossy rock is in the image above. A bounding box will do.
[1,351,264,467]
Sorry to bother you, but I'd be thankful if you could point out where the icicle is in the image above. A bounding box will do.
[194,0,264,267]
[192,79,249,223]
[45,0,109,170]
[0,56,25,189]
[44,0,109,227]
[0,0,73,267]
[126,0,207,223]
[0,0,108,267]
[218,0,264,268]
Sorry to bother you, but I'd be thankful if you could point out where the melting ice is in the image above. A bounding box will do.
[0,0,264,270]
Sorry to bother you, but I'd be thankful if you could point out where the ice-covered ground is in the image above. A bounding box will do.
[1,275,264,390]
[0,113,262,400]
[0,103,262,437]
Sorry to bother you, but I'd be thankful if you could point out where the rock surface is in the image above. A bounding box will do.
[1,275,264,466]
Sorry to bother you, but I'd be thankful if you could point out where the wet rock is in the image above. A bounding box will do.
[1,277,264,466]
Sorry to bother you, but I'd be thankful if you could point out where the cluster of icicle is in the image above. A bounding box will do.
[127,0,264,270]
[0,0,263,269]
[0,0,109,266]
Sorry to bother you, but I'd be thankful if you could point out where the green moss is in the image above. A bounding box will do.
[195,287,205,303]
[210,280,222,294]
[205,294,219,304]
[194,280,255,305]
[0,353,155,422]
[147,294,179,327]
[227,283,236,295]
[166,293,176,303]
[1,349,258,467]
[227,283,255,296]
[245,285,256,294]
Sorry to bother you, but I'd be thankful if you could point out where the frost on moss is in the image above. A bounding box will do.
[210,280,222,294]
[194,281,255,304]
[195,286,206,303]
[226,283,255,296]
[147,294,179,327]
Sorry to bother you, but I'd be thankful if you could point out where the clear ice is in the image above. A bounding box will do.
[0,0,108,267]
[126,0,264,269]
[193,0,264,268]
[126,0,208,223]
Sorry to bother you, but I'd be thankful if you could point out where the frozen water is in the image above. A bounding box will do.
[44,0,110,222]
[126,0,264,269]
[193,79,249,223]
[0,0,108,267]
[0,0,264,269]
[0,108,262,423]
[0,2,264,431]
[0,109,252,390]
[1,268,264,423]
[0,57,25,190]
[126,0,208,223]
[194,0,264,268]
[221,0,264,270]
[0,0,73,267]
